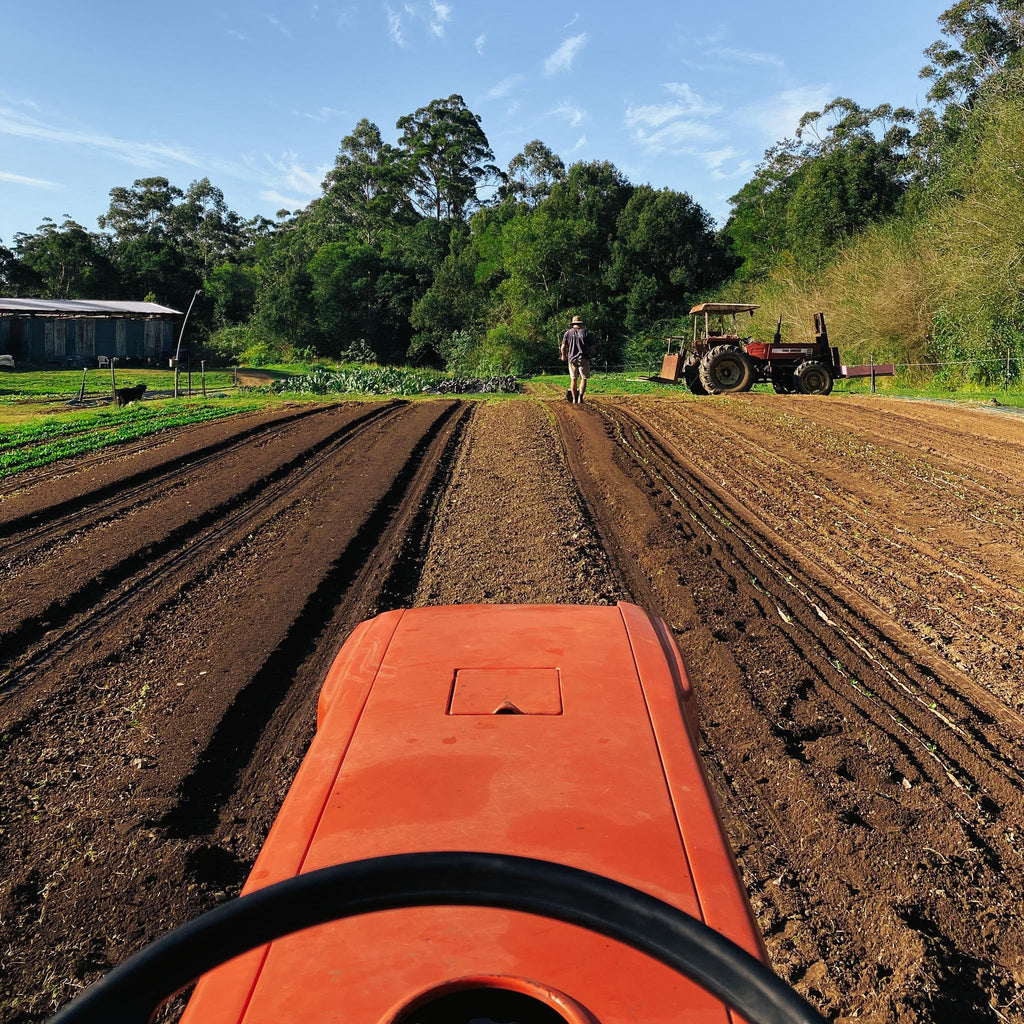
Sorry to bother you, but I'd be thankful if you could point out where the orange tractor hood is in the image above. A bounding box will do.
[180,603,765,1024]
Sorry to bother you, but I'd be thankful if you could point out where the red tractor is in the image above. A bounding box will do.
[660,303,891,396]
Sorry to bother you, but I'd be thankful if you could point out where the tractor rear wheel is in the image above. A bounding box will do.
[793,361,833,395]
[698,346,755,395]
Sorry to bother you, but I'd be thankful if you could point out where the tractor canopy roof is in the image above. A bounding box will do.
[689,303,760,315]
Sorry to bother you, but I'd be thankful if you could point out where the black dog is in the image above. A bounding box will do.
[113,383,147,406]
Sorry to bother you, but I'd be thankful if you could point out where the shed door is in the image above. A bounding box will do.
[116,320,127,357]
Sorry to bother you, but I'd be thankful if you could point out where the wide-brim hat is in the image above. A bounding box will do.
[570,315,584,325]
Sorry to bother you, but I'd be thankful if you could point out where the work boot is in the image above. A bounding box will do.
[566,388,574,403]
[576,392,584,403]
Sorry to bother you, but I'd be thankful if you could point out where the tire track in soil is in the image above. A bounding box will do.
[162,398,473,837]
[0,404,329,537]
[0,400,470,1023]
[0,403,401,693]
[621,396,1024,711]
[550,398,1024,1024]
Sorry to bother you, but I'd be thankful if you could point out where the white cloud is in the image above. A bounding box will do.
[701,147,755,181]
[626,101,707,129]
[485,75,524,101]
[429,0,452,35]
[294,106,347,122]
[475,33,486,54]
[0,170,62,190]
[0,106,200,169]
[664,82,719,115]
[265,14,291,37]
[549,101,586,128]
[258,189,312,211]
[629,119,719,151]
[710,156,756,182]
[386,7,405,46]
[387,2,450,44]
[742,85,832,143]
[227,28,250,42]
[709,46,785,70]
[624,83,721,153]
[265,153,330,197]
[571,135,587,152]
[703,147,739,171]
[545,33,586,75]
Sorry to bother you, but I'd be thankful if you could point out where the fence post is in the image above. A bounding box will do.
[201,360,207,397]
[870,353,876,394]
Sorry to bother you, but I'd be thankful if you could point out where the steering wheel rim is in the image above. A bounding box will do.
[47,851,827,1024]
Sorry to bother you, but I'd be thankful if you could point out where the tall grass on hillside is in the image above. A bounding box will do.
[925,96,1024,384]
[738,224,936,368]
[726,92,1024,387]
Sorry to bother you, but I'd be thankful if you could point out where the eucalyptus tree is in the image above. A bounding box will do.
[725,100,913,277]
[396,95,500,220]
[921,0,1024,112]
[914,0,1024,182]
[498,140,566,206]
[99,176,245,307]
[14,218,118,299]
[319,118,413,248]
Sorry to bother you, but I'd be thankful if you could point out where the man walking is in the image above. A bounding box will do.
[560,314,595,403]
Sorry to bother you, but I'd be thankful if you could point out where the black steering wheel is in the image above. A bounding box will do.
[48,852,827,1024]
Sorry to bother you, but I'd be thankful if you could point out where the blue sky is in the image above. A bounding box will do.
[1,1,948,248]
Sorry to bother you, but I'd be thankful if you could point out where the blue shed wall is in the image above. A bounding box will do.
[0,316,176,364]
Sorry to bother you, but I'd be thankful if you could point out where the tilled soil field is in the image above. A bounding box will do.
[2,393,1022,1023]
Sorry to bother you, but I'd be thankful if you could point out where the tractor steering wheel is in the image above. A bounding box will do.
[48,852,827,1024]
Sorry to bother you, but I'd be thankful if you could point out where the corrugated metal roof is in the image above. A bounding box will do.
[0,298,182,316]
[689,303,760,315]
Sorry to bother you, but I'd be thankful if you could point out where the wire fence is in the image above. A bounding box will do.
[535,352,1024,387]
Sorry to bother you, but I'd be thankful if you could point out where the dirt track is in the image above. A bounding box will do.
[2,393,1023,1022]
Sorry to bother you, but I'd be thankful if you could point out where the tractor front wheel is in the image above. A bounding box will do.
[698,346,755,395]
[793,361,833,395]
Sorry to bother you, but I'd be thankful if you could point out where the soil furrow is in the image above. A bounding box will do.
[617,406,1024,794]
[0,404,330,536]
[4,393,1023,1024]
[551,398,1024,1022]
[0,400,463,1020]
[0,403,401,692]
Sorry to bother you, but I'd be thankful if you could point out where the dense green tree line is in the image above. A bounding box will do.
[4,2,1023,381]
[0,93,732,372]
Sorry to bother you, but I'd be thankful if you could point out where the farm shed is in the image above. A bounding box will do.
[0,298,182,366]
